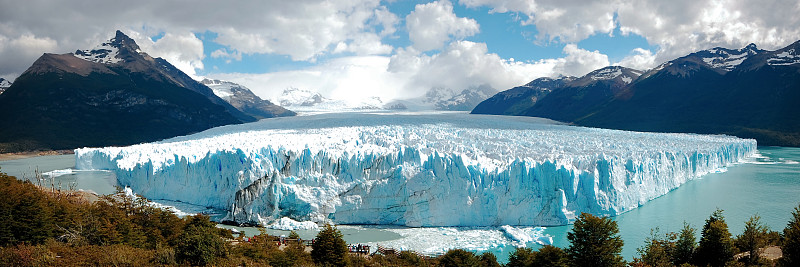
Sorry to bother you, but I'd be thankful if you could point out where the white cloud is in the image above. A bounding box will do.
[460,0,616,42]
[0,0,394,75]
[461,0,800,64]
[615,48,657,70]
[213,56,406,103]
[406,0,480,51]
[213,42,611,105]
[393,41,554,96]
[211,48,242,63]
[552,44,610,77]
[333,33,393,55]
[0,33,58,80]
[130,31,205,79]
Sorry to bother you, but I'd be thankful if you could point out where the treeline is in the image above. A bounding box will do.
[1,170,799,266]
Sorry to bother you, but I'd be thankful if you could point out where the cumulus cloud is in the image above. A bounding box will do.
[460,0,616,43]
[2,0,796,99]
[214,56,406,103]
[461,0,800,63]
[0,0,394,76]
[0,33,58,80]
[552,44,610,77]
[211,48,242,63]
[214,42,612,104]
[392,41,553,96]
[615,48,657,70]
[406,0,480,51]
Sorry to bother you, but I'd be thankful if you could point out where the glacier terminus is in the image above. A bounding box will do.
[75,112,756,227]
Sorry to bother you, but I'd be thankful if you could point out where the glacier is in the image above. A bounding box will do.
[75,112,756,227]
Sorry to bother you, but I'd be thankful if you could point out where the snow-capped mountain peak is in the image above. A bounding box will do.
[591,66,624,80]
[768,49,800,66]
[73,30,143,64]
[767,41,800,66]
[278,87,328,107]
[0,77,10,95]
[199,78,296,119]
[699,44,762,71]
[0,78,11,88]
[581,66,641,85]
[199,78,236,99]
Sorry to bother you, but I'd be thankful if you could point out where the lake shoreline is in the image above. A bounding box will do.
[0,149,73,161]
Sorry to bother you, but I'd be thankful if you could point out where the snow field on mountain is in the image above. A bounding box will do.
[75,112,756,227]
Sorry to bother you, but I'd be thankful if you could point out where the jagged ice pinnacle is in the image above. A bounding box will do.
[75,113,756,227]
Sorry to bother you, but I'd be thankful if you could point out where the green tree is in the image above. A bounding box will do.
[175,215,228,266]
[735,215,768,265]
[780,204,800,267]
[532,245,568,267]
[311,224,348,267]
[478,251,500,267]
[438,249,479,267]
[506,247,535,267]
[566,213,626,267]
[673,222,696,266]
[636,228,676,267]
[694,209,734,267]
[288,230,300,239]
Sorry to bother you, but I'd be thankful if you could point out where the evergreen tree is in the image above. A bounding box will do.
[532,245,568,267]
[288,230,300,240]
[439,249,479,267]
[566,213,626,267]
[735,215,768,265]
[673,222,696,266]
[478,251,501,267]
[506,247,535,267]
[780,204,800,267]
[636,228,676,267]
[175,215,228,266]
[694,209,734,267]
[311,224,348,267]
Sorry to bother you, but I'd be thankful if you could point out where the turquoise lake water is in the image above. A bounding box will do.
[2,146,798,261]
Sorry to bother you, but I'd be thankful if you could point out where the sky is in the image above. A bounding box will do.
[1,0,798,103]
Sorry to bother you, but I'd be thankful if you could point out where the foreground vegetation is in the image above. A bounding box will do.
[1,170,799,266]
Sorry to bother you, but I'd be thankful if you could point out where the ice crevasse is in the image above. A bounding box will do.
[75,113,756,227]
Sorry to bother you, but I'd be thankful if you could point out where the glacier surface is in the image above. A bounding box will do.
[75,112,756,227]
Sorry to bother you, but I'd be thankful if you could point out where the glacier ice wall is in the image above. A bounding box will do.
[75,112,756,227]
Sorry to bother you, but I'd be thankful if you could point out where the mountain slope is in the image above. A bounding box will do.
[523,66,642,122]
[0,78,10,95]
[471,76,575,115]
[574,42,800,146]
[201,79,295,119]
[0,30,255,152]
[473,41,800,146]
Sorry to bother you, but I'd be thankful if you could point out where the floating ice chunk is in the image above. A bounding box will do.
[500,225,550,246]
[41,168,74,177]
[267,217,319,230]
